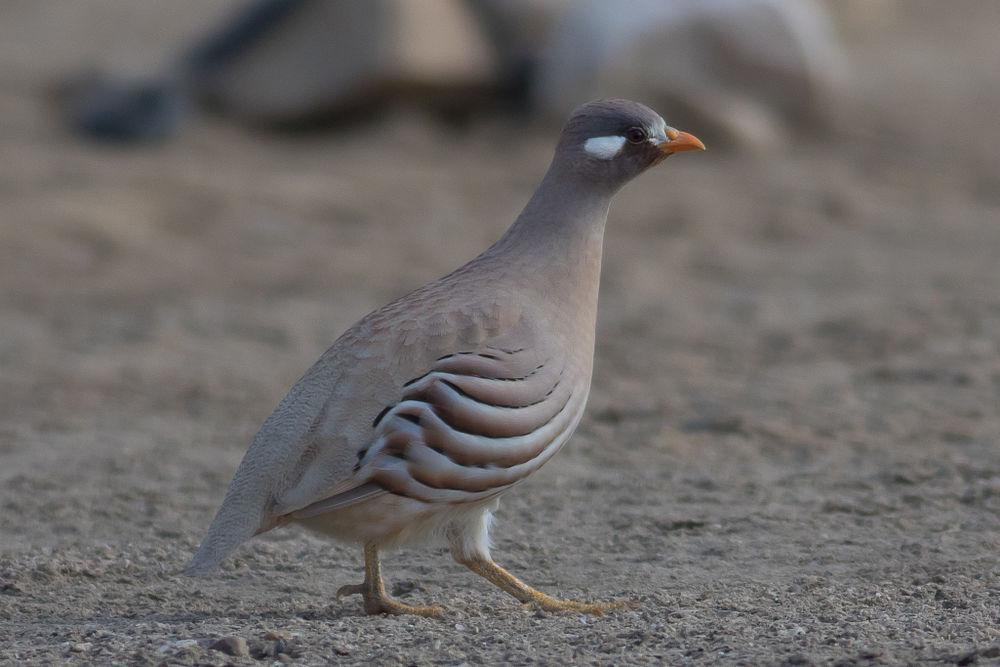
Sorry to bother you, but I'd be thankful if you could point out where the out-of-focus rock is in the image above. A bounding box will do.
[469,0,572,99]
[69,75,188,142]
[825,0,902,35]
[198,0,499,124]
[531,0,849,150]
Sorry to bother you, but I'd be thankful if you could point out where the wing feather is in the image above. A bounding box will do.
[289,483,387,519]
[273,346,584,520]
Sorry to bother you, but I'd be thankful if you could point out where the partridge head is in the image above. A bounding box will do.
[561,99,705,187]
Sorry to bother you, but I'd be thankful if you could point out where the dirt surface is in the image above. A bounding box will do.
[1,2,998,665]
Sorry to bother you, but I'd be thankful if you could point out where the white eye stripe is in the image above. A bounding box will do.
[583,135,626,160]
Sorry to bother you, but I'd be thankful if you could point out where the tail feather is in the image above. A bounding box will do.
[185,456,274,576]
[185,359,338,575]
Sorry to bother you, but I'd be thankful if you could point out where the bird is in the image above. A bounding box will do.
[186,98,705,616]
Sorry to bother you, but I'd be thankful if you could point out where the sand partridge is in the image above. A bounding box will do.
[187,99,704,616]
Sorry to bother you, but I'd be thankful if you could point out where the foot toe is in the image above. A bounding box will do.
[336,583,365,599]
[533,596,636,616]
[365,598,444,618]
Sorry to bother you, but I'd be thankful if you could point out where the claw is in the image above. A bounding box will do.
[336,583,365,599]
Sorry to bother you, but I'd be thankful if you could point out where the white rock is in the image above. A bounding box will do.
[532,0,849,149]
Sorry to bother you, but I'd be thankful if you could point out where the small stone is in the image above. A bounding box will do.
[70,643,92,653]
[248,639,274,659]
[0,582,22,595]
[210,636,249,657]
[955,650,978,666]
[157,639,199,654]
[392,580,419,596]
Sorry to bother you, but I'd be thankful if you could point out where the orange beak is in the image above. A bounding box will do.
[659,128,706,155]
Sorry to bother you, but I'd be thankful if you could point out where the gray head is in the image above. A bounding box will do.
[553,99,705,191]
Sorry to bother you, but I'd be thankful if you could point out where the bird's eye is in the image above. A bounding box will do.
[625,127,648,144]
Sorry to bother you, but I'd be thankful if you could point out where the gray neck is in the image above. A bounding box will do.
[488,162,615,285]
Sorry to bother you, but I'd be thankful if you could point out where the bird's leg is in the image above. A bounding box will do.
[458,555,631,615]
[336,543,443,617]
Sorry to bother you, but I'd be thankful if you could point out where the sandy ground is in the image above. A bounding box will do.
[1,2,998,665]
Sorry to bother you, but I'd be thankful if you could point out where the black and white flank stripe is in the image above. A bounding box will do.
[293,348,586,517]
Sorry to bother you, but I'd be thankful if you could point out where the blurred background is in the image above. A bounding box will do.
[1,1,998,664]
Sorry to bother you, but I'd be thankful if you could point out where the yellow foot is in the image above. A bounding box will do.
[525,593,636,616]
[337,582,443,617]
[459,556,636,617]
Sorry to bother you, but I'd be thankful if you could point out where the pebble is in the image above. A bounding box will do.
[210,636,250,657]
[157,639,199,654]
